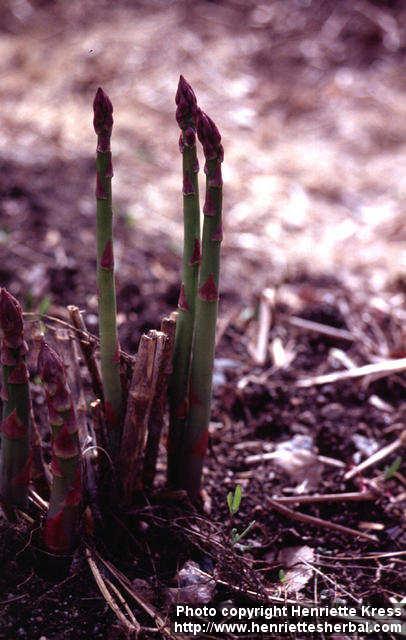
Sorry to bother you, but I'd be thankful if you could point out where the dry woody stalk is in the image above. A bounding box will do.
[143,316,176,488]
[67,305,104,403]
[120,331,165,502]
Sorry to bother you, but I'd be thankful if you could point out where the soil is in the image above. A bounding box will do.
[0,1,405,639]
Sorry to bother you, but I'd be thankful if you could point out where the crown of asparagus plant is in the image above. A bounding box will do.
[168,76,201,486]
[38,341,82,555]
[0,288,31,508]
[93,87,123,457]
[178,108,224,500]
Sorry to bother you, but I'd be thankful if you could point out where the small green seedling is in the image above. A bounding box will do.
[38,295,51,316]
[227,484,242,516]
[278,569,286,583]
[38,296,51,334]
[230,521,256,547]
[226,485,255,549]
[384,456,402,480]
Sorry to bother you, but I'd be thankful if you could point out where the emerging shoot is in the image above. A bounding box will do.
[93,87,123,457]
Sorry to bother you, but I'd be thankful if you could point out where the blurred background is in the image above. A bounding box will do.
[0,0,405,350]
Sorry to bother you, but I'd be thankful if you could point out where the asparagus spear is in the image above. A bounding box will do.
[0,288,31,509]
[38,342,82,555]
[167,76,201,486]
[93,87,122,454]
[180,109,224,500]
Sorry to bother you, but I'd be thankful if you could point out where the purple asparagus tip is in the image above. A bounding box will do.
[93,87,113,151]
[175,75,197,130]
[0,288,23,339]
[196,109,224,163]
[38,341,65,384]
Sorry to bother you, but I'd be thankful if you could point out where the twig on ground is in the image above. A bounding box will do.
[271,491,376,505]
[245,450,345,468]
[194,566,310,606]
[267,498,378,543]
[86,549,140,637]
[288,316,354,342]
[329,349,394,412]
[344,433,406,481]
[368,395,394,413]
[248,288,275,365]
[95,553,177,640]
[104,577,140,630]
[296,357,406,387]
[317,455,346,468]
[318,550,406,561]
[303,561,361,605]
[329,347,356,369]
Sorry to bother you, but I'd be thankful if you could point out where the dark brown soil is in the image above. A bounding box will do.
[1,267,404,639]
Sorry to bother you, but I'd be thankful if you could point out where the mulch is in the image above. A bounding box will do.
[0,258,404,638]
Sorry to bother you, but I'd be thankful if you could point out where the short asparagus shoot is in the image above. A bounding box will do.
[0,288,31,509]
[38,342,82,556]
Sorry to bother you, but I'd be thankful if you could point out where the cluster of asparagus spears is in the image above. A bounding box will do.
[0,288,80,555]
[168,76,223,500]
[0,76,223,561]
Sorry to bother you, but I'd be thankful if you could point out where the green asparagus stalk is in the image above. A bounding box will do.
[0,288,31,509]
[38,341,82,555]
[168,76,201,486]
[179,109,224,500]
[93,87,122,453]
